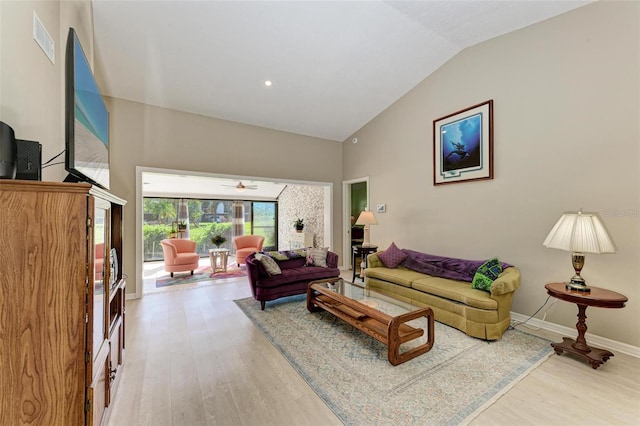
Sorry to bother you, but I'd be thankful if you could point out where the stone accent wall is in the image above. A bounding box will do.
[279,185,325,249]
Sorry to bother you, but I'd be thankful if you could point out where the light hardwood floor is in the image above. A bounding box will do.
[107,274,640,425]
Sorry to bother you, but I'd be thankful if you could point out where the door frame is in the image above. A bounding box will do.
[135,166,333,299]
[342,176,369,270]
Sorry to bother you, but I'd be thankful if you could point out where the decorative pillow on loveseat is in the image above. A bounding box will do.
[306,247,329,267]
[284,248,307,259]
[262,251,289,261]
[471,257,502,292]
[254,253,282,276]
[378,242,407,268]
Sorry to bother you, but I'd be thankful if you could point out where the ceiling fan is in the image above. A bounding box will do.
[222,181,258,192]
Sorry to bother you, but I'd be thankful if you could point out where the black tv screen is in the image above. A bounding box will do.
[65,27,109,190]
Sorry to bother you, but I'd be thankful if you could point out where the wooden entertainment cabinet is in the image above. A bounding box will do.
[0,180,126,425]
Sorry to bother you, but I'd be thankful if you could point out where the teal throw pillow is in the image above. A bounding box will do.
[472,258,502,292]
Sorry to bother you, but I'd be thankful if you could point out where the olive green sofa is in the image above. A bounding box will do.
[364,252,520,340]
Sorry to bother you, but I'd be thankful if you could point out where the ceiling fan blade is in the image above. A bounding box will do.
[220,181,259,190]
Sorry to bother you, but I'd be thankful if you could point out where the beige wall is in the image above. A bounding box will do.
[2,0,638,347]
[106,97,343,296]
[0,0,93,182]
[343,1,640,346]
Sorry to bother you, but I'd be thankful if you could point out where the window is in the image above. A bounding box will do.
[143,197,278,261]
[252,202,277,251]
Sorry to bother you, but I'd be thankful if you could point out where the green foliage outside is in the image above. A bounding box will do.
[143,222,234,261]
[192,223,233,252]
[143,224,173,260]
[143,198,176,224]
[143,197,277,261]
[187,199,202,223]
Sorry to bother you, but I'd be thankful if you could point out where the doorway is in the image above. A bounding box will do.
[342,177,369,270]
[135,166,333,298]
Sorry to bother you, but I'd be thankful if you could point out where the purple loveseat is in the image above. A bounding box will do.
[246,251,340,310]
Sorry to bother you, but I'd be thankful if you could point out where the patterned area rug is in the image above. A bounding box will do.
[155,265,246,288]
[234,295,554,426]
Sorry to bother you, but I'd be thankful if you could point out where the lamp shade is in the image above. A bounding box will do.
[355,210,378,226]
[542,210,615,254]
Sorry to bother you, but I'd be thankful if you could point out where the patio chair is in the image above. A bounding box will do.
[234,235,265,266]
[160,239,199,277]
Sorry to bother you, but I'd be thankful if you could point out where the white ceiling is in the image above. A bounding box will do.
[92,0,591,142]
[142,172,289,200]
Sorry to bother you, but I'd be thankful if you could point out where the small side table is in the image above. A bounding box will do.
[209,249,230,273]
[352,244,378,283]
[545,282,628,369]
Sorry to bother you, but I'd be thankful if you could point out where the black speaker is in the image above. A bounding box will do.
[0,121,17,179]
[16,139,42,181]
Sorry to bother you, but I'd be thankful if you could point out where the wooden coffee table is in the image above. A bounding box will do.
[307,277,434,365]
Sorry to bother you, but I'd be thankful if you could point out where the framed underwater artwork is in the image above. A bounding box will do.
[433,100,493,185]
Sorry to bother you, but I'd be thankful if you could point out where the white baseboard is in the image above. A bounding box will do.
[510,312,640,358]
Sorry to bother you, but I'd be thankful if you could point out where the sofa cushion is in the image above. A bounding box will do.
[411,276,498,310]
[472,258,502,292]
[262,251,289,261]
[284,249,307,259]
[255,266,339,288]
[255,253,282,276]
[174,253,200,265]
[305,251,314,266]
[306,247,329,267]
[378,242,407,268]
[364,267,430,288]
[274,257,306,270]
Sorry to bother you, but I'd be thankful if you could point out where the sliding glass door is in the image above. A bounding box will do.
[143,197,278,260]
[252,202,277,251]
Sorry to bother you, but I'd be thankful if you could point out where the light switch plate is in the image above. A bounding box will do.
[376,204,386,213]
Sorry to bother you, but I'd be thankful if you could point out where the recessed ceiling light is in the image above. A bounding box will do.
[264,80,273,87]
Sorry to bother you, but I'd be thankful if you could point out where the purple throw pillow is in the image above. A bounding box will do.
[378,242,407,268]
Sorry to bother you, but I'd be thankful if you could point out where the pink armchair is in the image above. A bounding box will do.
[95,242,105,281]
[160,239,200,277]
[234,235,265,266]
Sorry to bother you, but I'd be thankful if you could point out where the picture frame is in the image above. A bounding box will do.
[433,100,493,185]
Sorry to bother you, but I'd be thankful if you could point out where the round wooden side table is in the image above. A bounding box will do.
[352,244,378,282]
[545,282,628,369]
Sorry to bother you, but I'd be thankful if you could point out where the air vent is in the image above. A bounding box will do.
[33,11,54,64]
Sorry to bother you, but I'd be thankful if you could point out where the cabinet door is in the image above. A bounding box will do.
[88,198,112,425]
[89,353,109,426]
[92,204,109,359]
[0,184,88,425]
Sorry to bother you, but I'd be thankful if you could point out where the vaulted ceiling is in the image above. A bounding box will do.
[93,0,591,142]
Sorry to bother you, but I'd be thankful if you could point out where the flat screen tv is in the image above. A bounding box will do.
[65,27,109,190]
